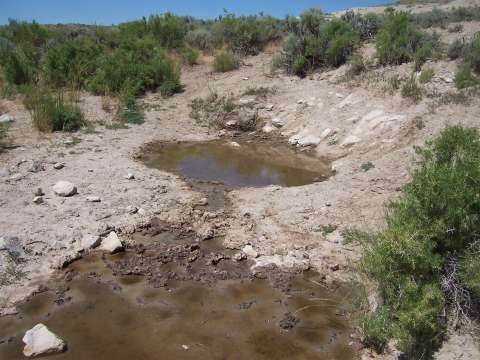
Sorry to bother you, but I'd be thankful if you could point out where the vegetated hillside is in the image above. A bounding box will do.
[0,2,479,360]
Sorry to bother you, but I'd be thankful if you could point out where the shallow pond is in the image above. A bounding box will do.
[0,235,359,360]
[140,140,331,187]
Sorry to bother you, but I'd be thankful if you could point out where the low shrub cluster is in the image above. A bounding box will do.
[376,11,440,69]
[24,87,85,132]
[450,34,480,89]
[213,51,239,72]
[411,6,480,29]
[356,126,480,358]
[277,9,359,76]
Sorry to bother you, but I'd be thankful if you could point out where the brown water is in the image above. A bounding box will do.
[0,255,358,360]
[140,140,331,187]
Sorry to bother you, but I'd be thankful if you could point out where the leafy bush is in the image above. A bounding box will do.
[279,13,359,76]
[341,11,383,40]
[24,87,85,132]
[181,47,199,65]
[213,50,239,72]
[419,67,435,83]
[344,54,367,79]
[88,39,181,96]
[211,13,284,55]
[463,34,480,74]
[359,126,480,357]
[454,64,479,89]
[43,37,103,87]
[401,74,423,101]
[376,11,437,66]
[448,39,465,60]
[411,6,480,29]
[185,28,216,51]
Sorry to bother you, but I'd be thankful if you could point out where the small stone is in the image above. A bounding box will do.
[33,196,44,204]
[262,124,275,133]
[53,162,65,170]
[197,198,208,206]
[0,167,10,177]
[297,135,321,147]
[233,252,247,261]
[265,104,274,111]
[341,135,360,148]
[271,117,285,128]
[22,324,66,357]
[78,235,101,251]
[28,161,45,173]
[0,114,14,124]
[86,196,101,203]
[34,188,44,196]
[242,244,258,258]
[53,181,77,197]
[98,231,123,254]
[125,173,135,180]
[126,205,138,214]
[229,141,240,147]
[181,345,190,350]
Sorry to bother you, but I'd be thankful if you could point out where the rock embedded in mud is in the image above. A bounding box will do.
[341,135,360,148]
[98,231,123,254]
[233,252,247,261]
[271,117,285,128]
[126,205,138,214]
[297,135,321,147]
[22,323,66,357]
[86,196,101,203]
[33,196,44,204]
[53,181,77,197]
[53,162,65,170]
[262,124,276,133]
[242,245,258,258]
[125,173,135,180]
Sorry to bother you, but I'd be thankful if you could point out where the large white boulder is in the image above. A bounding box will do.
[98,231,123,254]
[53,181,77,197]
[22,324,66,357]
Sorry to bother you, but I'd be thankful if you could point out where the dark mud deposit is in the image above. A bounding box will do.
[0,231,359,360]
[139,139,331,187]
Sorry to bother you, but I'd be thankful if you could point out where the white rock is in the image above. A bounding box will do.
[126,205,138,214]
[33,196,44,204]
[86,196,101,203]
[297,135,321,147]
[320,128,333,140]
[78,235,101,250]
[264,104,274,111]
[53,181,77,197]
[125,173,135,180]
[22,324,66,357]
[98,232,123,254]
[262,124,275,133]
[225,120,237,127]
[271,117,285,128]
[233,252,247,261]
[53,162,65,170]
[0,114,14,124]
[341,135,361,148]
[251,253,310,271]
[0,167,10,177]
[229,141,240,147]
[242,245,258,258]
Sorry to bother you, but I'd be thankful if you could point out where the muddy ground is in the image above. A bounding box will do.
[1,0,480,358]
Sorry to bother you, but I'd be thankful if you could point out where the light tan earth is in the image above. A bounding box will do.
[1,1,480,359]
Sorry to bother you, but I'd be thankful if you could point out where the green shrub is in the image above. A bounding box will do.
[190,92,236,127]
[459,242,480,297]
[401,74,423,101]
[24,88,85,132]
[345,54,367,79]
[376,11,431,65]
[43,37,103,87]
[213,51,239,72]
[88,39,181,96]
[448,24,463,33]
[448,39,465,60]
[359,306,391,353]
[455,64,480,89]
[360,126,480,357]
[341,11,383,40]
[185,28,216,51]
[146,13,187,49]
[181,47,199,65]
[419,67,435,83]
[463,34,480,74]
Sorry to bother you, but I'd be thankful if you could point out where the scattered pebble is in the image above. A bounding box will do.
[53,162,65,170]
[53,181,77,197]
[33,196,44,205]
[125,173,135,180]
[126,205,138,214]
[86,196,101,203]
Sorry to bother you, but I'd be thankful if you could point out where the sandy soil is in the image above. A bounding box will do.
[1,1,480,358]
